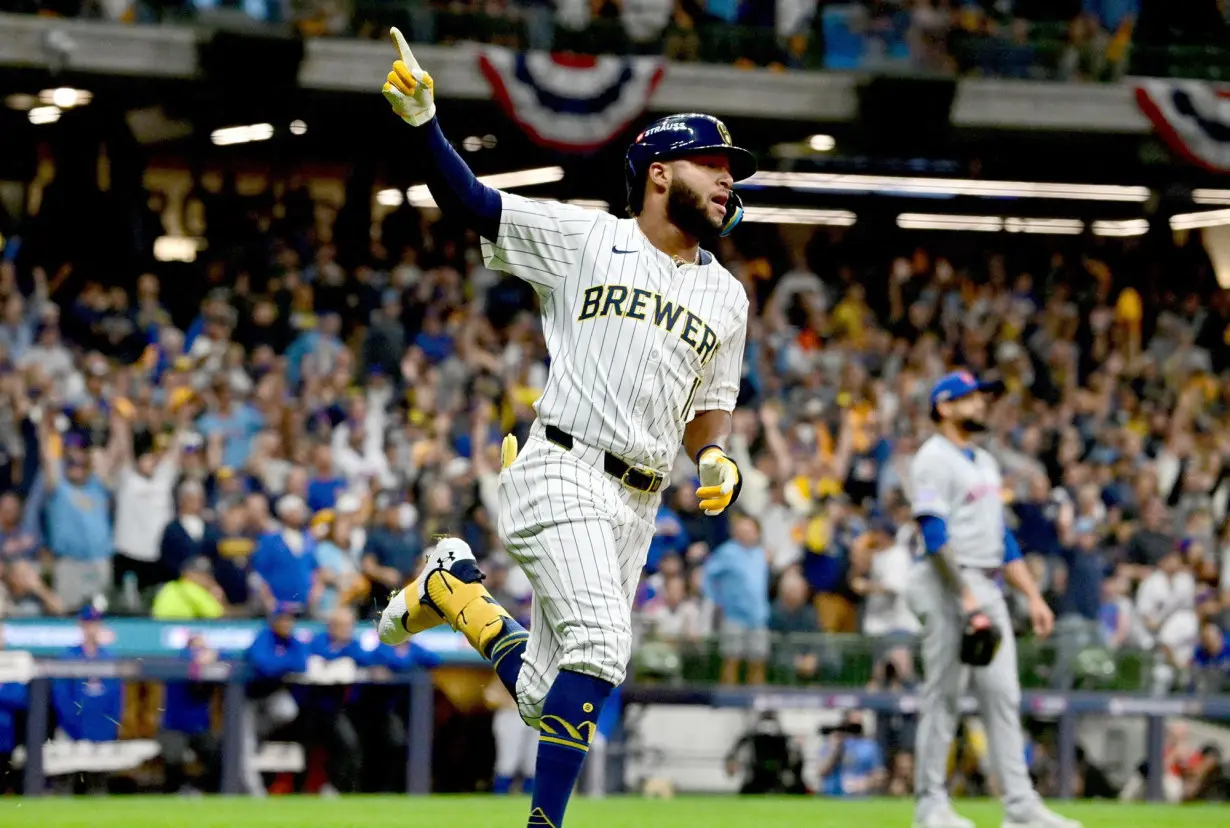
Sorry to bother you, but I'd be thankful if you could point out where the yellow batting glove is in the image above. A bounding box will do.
[500,434,519,470]
[695,446,741,516]
[382,27,436,127]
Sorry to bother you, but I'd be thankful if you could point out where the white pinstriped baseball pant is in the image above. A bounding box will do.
[496,421,659,727]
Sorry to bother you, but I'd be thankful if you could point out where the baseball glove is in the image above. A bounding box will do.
[959,609,1002,667]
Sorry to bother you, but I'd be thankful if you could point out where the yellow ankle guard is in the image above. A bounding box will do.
[424,570,512,653]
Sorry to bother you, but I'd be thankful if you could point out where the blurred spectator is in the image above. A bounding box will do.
[0,491,61,616]
[159,635,222,794]
[1126,498,1176,579]
[1183,744,1230,802]
[1053,518,1108,688]
[210,497,258,609]
[855,524,920,639]
[703,513,770,685]
[724,710,806,795]
[251,495,320,612]
[1193,621,1229,694]
[51,606,122,746]
[40,417,117,612]
[0,628,29,793]
[768,568,820,681]
[817,710,886,797]
[159,480,212,584]
[112,411,186,593]
[243,603,309,796]
[362,490,422,601]
[487,678,538,796]
[304,606,368,794]
[196,376,264,471]
[151,556,227,620]
[642,571,711,644]
[1137,546,1199,687]
[364,637,440,792]
[309,504,367,619]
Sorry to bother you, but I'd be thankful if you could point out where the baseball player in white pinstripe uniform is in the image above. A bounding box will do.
[907,371,1080,828]
[374,31,750,827]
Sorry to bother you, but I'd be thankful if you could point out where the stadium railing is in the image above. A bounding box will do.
[9,654,1229,801]
[11,656,435,797]
[633,632,1156,692]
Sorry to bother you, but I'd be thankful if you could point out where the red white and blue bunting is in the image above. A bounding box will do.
[1135,79,1230,172]
[478,47,666,153]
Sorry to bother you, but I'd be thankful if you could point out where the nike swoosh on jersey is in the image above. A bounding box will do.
[611,246,636,254]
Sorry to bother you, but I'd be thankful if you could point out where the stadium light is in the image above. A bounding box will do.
[897,214,1083,234]
[210,123,275,146]
[38,87,91,109]
[1003,217,1083,235]
[807,134,836,152]
[5,93,36,111]
[742,207,857,227]
[1192,189,1230,205]
[154,236,204,263]
[745,172,1150,203]
[407,166,564,209]
[1170,208,1230,231]
[376,189,405,207]
[1091,219,1149,237]
[28,106,61,125]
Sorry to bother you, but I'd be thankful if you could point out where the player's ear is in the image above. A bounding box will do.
[647,161,670,194]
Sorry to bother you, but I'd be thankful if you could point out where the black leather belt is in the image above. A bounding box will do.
[544,425,665,494]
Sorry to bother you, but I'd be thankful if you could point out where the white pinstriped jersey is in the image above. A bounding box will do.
[481,192,748,473]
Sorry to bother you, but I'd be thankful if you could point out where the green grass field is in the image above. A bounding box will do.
[0,796,1224,828]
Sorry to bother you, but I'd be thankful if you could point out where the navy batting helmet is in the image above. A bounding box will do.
[625,113,757,237]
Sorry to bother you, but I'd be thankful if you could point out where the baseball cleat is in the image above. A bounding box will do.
[376,582,445,645]
[1002,807,1083,828]
[913,807,976,828]
[418,537,513,654]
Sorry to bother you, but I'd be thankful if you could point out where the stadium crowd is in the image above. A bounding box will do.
[0,172,1229,796]
[0,0,1148,78]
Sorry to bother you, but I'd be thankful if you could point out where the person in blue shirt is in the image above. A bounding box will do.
[40,425,114,613]
[196,377,265,471]
[362,638,440,793]
[159,635,221,793]
[305,444,347,513]
[0,628,30,794]
[1052,519,1108,689]
[303,607,371,793]
[702,513,770,686]
[51,605,123,744]
[646,503,690,575]
[817,711,886,797]
[1193,622,1230,693]
[363,492,422,605]
[251,495,320,610]
[242,602,309,795]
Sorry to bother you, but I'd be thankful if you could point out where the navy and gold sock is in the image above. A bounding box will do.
[483,618,529,695]
[527,670,613,828]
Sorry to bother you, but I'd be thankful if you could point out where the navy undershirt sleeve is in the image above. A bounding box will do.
[409,117,502,242]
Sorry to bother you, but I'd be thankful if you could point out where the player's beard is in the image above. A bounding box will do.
[959,417,989,434]
[666,179,721,243]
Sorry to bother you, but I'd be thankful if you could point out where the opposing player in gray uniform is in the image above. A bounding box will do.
[907,371,1081,828]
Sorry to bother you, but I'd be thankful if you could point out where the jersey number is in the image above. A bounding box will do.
[681,377,702,421]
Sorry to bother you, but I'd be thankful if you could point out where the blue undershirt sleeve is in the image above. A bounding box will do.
[918,515,949,555]
[1003,526,1023,564]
